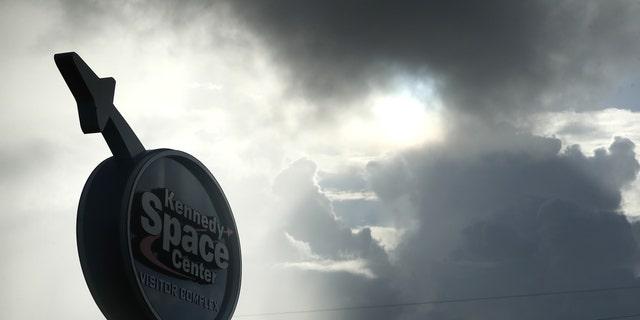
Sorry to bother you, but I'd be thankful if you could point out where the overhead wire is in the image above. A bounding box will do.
[596,314,640,320]
[234,284,640,318]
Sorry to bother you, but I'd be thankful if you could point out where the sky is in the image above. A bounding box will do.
[4,0,640,319]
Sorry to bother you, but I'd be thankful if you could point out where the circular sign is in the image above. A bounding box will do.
[127,149,241,319]
[56,52,241,320]
[77,149,241,320]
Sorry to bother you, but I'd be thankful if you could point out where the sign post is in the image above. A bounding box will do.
[55,52,241,320]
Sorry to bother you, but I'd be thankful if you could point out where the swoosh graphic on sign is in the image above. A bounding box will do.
[139,235,196,281]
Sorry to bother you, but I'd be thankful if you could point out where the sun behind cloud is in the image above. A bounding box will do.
[371,91,443,148]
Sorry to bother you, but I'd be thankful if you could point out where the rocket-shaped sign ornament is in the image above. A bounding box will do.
[55,52,241,320]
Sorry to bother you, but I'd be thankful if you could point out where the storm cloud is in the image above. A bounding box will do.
[272,134,640,319]
[225,2,640,318]
[226,0,640,118]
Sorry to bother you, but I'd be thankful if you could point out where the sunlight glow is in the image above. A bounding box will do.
[370,91,442,147]
[336,86,443,154]
[374,95,428,144]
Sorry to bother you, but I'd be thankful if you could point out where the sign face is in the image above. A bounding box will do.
[55,52,241,319]
[128,151,241,319]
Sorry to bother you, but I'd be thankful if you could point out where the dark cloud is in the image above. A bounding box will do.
[371,135,640,319]
[52,1,640,120]
[225,0,640,118]
[273,134,640,319]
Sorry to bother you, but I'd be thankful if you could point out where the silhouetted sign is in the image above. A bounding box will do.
[55,52,241,320]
